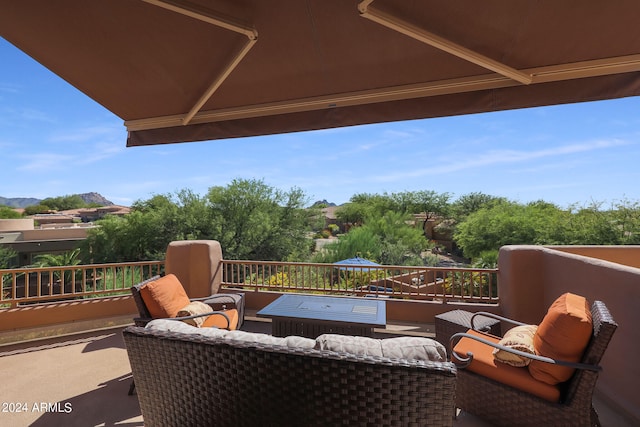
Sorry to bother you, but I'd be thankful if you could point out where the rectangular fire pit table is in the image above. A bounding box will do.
[257,294,386,338]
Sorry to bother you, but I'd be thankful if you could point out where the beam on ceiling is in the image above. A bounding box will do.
[141,0,258,125]
[141,0,257,39]
[358,0,533,85]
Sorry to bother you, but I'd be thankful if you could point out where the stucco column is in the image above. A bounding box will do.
[498,245,546,324]
[165,240,223,298]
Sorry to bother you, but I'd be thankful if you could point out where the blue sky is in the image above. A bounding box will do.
[2,37,640,208]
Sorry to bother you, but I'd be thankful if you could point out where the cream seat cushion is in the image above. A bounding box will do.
[314,334,446,362]
[145,319,315,348]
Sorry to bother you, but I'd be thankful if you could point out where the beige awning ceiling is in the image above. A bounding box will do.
[2,0,640,146]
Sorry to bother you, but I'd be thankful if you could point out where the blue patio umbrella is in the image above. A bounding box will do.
[334,257,389,293]
[334,256,380,271]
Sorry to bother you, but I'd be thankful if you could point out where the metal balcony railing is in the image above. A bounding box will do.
[221,260,499,304]
[0,261,164,308]
[1,260,499,308]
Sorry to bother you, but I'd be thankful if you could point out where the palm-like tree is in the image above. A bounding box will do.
[31,249,82,288]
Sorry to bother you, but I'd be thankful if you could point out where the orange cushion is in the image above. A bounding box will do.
[454,329,561,402]
[201,309,239,330]
[139,274,191,319]
[529,293,592,385]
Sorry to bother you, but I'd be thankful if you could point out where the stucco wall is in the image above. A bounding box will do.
[165,240,223,297]
[21,227,90,240]
[550,245,640,269]
[0,218,34,232]
[0,296,137,342]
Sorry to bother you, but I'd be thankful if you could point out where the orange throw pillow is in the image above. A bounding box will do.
[139,274,191,319]
[529,293,592,385]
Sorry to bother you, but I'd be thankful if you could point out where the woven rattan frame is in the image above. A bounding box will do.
[130,275,245,329]
[123,326,458,427]
[435,310,502,349]
[454,300,617,427]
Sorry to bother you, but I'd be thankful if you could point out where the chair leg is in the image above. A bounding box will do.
[128,380,136,395]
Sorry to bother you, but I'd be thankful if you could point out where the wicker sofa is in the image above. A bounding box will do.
[123,321,457,427]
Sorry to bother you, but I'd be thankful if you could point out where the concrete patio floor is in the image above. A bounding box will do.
[0,314,630,427]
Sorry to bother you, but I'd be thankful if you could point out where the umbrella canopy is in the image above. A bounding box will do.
[335,256,380,266]
[2,1,640,147]
[334,256,380,270]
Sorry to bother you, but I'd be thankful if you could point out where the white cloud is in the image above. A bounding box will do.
[75,142,124,165]
[17,152,73,172]
[369,138,633,183]
[16,137,124,172]
[0,83,20,94]
[0,106,56,125]
[49,123,122,143]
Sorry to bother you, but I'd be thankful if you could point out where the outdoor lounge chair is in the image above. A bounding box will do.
[450,295,617,427]
[131,274,244,330]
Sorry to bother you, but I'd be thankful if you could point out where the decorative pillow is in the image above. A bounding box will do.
[314,334,384,357]
[139,274,190,319]
[177,301,213,327]
[493,325,538,367]
[380,336,447,362]
[529,293,592,385]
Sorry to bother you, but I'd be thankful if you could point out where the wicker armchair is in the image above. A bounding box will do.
[123,325,458,427]
[131,275,244,329]
[451,300,617,427]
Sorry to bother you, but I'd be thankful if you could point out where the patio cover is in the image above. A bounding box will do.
[2,0,640,147]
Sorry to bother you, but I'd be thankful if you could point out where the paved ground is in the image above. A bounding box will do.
[1,329,142,427]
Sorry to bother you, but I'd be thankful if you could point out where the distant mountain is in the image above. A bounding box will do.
[0,192,114,208]
[311,200,337,208]
[0,197,41,208]
[78,192,114,206]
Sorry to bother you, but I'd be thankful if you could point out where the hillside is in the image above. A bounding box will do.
[77,192,114,206]
[0,197,41,208]
[0,192,114,208]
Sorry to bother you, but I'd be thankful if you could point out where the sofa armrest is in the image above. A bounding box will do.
[449,332,602,372]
